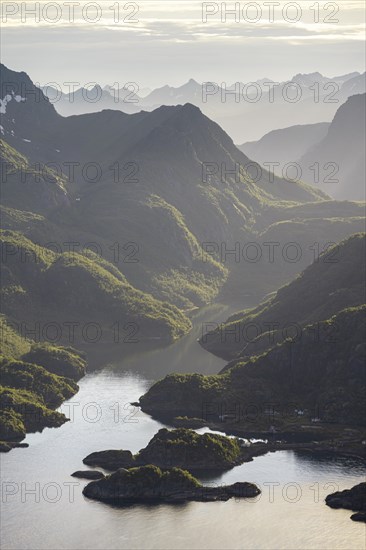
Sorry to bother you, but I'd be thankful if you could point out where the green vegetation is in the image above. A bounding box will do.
[2,68,365,461]
[141,305,366,429]
[0,230,192,343]
[111,464,202,490]
[1,124,365,310]
[0,139,69,214]
[84,428,243,471]
[0,409,25,441]
[82,464,204,503]
[0,384,71,441]
[0,358,77,404]
[0,315,31,358]
[220,216,366,305]
[141,235,366,432]
[22,344,86,381]
[82,462,261,504]
[0,315,84,444]
[138,428,242,469]
[202,233,366,359]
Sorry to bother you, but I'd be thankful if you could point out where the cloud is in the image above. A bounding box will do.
[1,1,364,86]
[2,0,364,45]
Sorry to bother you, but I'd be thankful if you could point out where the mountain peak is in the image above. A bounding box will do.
[181,102,201,113]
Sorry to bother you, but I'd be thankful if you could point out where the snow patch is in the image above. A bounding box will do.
[0,95,12,114]
[0,125,4,135]
[22,138,31,143]
[0,92,26,114]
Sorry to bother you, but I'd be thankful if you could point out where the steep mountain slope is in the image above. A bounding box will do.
[39,71,364,144]
[0,139,70,214]
[0,315,86,444]
[140,305,366,429]
[0,64,364,309]
[142,79,203,107]
[0,137,228,309]
[140,72,364,143]
[0,230,191,344]
[299,94,366,201]
[218,212,366,305]
[0,64,60,159]
[238,123,330,168]
[201,233,366,359]
[140,235,366,430]
[41,84,140,116]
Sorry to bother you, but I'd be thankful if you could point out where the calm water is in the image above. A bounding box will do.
[1,305,365,550]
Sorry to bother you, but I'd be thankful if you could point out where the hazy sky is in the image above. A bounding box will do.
[1,0,365,88]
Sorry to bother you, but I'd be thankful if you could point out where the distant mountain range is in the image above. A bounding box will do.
[238,122,331,169]
[0,63,365,345]
[239,94,366,201]
[299,93,366,201]
[39,72,366,143]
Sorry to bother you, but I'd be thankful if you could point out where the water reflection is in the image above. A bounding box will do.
[1,303,365,550]
[84,302,234,376]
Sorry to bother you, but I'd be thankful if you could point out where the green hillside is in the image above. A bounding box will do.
[0,230,192,344]
[201,233,366,359]
[0,316,87,445]
[140,235,366,432]
[140,305,366,430]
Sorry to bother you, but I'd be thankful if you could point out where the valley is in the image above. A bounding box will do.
[0,60,365,549]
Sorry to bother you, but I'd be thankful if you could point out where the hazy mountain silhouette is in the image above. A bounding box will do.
[0,64,364,314]
[30,70,366,143]
[299,93,366,201]
[238,122,330,168]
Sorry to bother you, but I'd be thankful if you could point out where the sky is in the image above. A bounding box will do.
[1,0,365,88]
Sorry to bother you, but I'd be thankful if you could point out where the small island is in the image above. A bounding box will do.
[71,470,105,480]
[326,482,366,523]
[83,428,248,472]
[82,464,260,505]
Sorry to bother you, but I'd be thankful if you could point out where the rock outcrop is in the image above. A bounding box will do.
[82,464,260,505]
[83,428,244,472]
[71,470,105,480]
[325,482,366,522]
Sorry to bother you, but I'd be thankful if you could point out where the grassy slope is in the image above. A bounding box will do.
[140,235,366,429]
[0,316,86,443]
[140,305,366,428]
[0,230,191,343]
[201,233,366,359]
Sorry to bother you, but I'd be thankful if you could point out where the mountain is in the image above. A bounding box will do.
[217,203,366,304]
[209,72,364,143]
[0,230,191,344]
[0,139,70,214]
[0,64,364,316]
[299,94,366,201]
[238,122,330,168]
[140,304,366,429]
[42,84,141,116]
[201,233,366,359]
[0,314,87,444]
[338,73,366,100]
[143,79,203,107]
[0,65,58,151]
[239,92,366,202]
[33,70,365,143]
[140,234,366,430]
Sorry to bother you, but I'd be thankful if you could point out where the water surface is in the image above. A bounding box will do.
[1,305,365,550]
